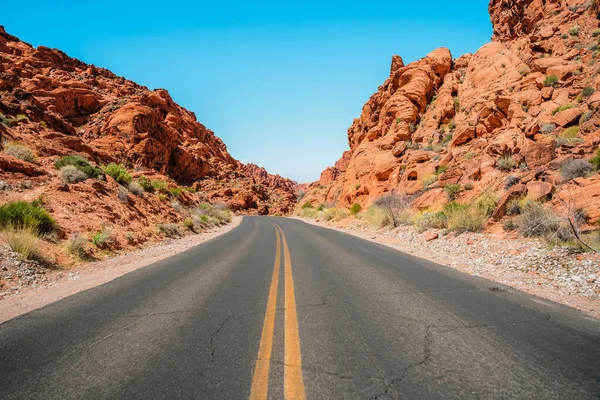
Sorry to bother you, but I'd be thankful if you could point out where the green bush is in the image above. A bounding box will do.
[543,75,559,87]
[350,203,362,215]
[415,211,449,232]
[103,163,131,185]
[169,187,182,197]
[322,208,349,221]
[569,25,580,36]
[593,29,600,37]
[151,179,168,193]
[581,87,595,98]
[301,202,314,209]
[443,183,461,200]
[551,103,574,115]
[137,176,154,192]
[157,223,183,237]
[556,126,582,146]
[55,155,101,178]
[0,200,55,233]
[590,149,600,170]
[92,226,116,249]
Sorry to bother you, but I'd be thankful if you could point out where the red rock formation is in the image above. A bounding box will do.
[303,0,600,230]
[0,26,296,251]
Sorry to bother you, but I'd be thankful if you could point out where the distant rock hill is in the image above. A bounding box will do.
[300,0,600,227]
[0,26,296,244]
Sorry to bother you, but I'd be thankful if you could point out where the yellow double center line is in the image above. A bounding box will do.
[249,223,306,400]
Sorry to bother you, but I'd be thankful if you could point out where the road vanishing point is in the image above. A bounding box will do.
[1,217,599,399]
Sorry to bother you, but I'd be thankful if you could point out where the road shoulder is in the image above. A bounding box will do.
[0,216,243,324]
[294,217,600,320]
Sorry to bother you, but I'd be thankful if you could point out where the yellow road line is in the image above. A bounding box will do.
[278,225,307,400]
[249,225,281,400]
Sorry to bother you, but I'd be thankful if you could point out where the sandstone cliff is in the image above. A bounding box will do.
[302,0,600,228]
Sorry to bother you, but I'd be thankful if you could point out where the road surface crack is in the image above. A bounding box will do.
[209,313,234,364]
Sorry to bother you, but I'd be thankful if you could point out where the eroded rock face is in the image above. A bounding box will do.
[0,25,296,224]
[301,0,600,229]
[0,25,298,259]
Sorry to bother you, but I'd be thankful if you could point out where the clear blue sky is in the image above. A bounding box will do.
[2,1,491,182]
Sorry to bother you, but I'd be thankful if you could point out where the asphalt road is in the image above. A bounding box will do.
[1,216,600,399]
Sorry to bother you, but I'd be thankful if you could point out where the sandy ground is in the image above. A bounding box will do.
[0,216,242,324]
[296,217,600,319]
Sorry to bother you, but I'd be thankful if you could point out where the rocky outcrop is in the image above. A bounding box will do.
[0,25,296,225]
[301,0,600,231]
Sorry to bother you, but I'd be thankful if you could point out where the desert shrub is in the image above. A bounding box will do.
[60,165,87,183]
[504,175,520,190]
[170,187,182,197]
[581,87,595,98]
[552,103,574,115]
[55,155,101,178]
[473,191,499,216]
[92,226,116,249]
[125,232,135,243]
[350,203,362,215]
[435,165,448,176]
[448,119,457,131]
[128,181,144,196]
[0,113,13,126]
[3,226,44,261]
[422,174,438,190]
[464,152,477,160]
[517,202,561,237]
[453,97,460,112]
[543,74,559,87]
[590,149,600,170]
[299,207,317,218]
[67,232,88,259]
[580,111,593,125]
[361,206,391,229]
[447,207,487,233]
[158,193,167,202]
[118,185,129,202]
[540,122,556,134]
[103,163,131,185]
[556,126,581,146]
[194,202,231,225]
[507,197,525,216]
[374,193,412,228]
[322,208,349,222]
[569,25,580,36]
[444,183,461,201]
[2,141,35,163]
[496,155,516,171]
[463,181,474,190]
[0,200,55,233]
[157,223,183,237]
[414,211,449,232]
[171,200,183,213]
[137,176,154,192]
[15,114,29,122]
[560,159,593,180]
[593,28,600,37]
[301,202,314,209]
[503,218,518,231]
[182,218,194,230]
